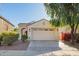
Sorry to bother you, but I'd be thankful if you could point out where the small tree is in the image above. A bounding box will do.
[44,3,79,44]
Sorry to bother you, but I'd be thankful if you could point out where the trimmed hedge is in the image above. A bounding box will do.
[0,31,19,46]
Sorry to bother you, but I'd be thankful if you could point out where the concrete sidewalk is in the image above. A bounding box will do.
[0,50,79,56]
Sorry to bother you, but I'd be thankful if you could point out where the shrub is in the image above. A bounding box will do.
[61,32,79,43]
[1,31,19,46]
[21,35,28,42]
[2,36,12,45]
[64,33,71,41]
[0,34,3,41]
[0,34,3,45]
[60,32,71,41]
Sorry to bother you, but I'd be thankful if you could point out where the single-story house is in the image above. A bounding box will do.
[18,19,59,40]
[0,16,14,33]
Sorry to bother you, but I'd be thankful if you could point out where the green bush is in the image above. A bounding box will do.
[1,31,19,46]
[21,35,28,42]
[0,34,3,41]
[0,34,3,45]
[2,36,12,45]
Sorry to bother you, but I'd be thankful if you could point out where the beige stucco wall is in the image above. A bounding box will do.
[0,18,14,34]
[3,20,14,31]
[0,18,3,33]
[28,20,53,28]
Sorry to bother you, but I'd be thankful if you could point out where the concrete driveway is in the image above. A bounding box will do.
[0,41,79,56]
[26,40,61,56]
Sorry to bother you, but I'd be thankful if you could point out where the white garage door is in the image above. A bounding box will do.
[31,28,58,40]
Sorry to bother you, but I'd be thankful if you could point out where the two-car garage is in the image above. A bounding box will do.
[27,19,59,41]
[30,28,58,40]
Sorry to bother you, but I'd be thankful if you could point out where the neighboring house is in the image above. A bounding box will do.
[0,16,14,33]
[18,19,59,40]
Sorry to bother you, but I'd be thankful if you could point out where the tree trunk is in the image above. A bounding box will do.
[70,26,75,44]
[70,23,79,45]
[74,24,78,43]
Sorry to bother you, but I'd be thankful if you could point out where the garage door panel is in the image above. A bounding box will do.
[32,31,57,40]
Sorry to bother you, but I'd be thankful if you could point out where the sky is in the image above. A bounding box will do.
[0,3,49,27]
